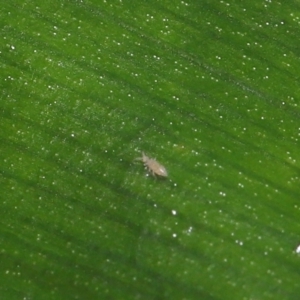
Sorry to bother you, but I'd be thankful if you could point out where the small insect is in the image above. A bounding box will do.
[136,152,168,177]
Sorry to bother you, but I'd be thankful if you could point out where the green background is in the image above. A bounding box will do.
[1,1,300,299]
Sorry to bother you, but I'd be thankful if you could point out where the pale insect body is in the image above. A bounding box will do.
[137,152,168,177]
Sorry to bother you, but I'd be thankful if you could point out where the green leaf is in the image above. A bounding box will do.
[1,1,300,299]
